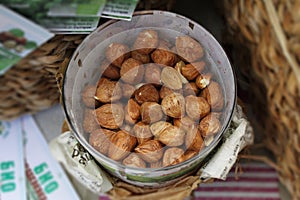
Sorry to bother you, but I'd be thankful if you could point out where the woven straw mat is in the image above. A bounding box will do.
[221,0,300,199]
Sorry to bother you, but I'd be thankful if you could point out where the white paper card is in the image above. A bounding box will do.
[22,115,80,200]
[0,118,26,200]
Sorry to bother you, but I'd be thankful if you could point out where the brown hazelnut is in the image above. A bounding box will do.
[159,86,182,99]
[150,161,162,168]
[162,147,185,167]
[183,82,199,96]
[133,122,153,144]
[151,48,177,66]
[95,78,122,103]
[157,125,185,146]
[108,130,137,161]
[140,102,164,124]
[89,128,115,154]
[199,113,221,137]
[174,61,189,84]
[158,39,173,49]
[81,85,100,108]
[121,83,136,99]
[134,84,159,104]
[150,121,173,137]
[120,58,144,85]
[173,116,196,132]
[135,140,164,163]
[83,109,100,133]
[105,43,129,67]
[133,29,159,54]
[144,63,161,84]
[131,50,150,64]
[123,153,146,168]
[124,99,140,124]
[100,60,120,80]
[95,104,124,129]
[175,36,204,62]
[181,61,205,81]
[161,93,185,118]
[195,73,212,89]
[173,151,198,165]
[185,95,210,121]
[161,66,183,90]
[185,127,203,152]
[200,81,224,111]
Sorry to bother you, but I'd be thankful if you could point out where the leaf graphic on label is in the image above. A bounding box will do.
[9,28,24,37]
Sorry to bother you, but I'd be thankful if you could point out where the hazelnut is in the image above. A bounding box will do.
[161,66,183,90]
[123,153,146,168]
[125,99,140,124]
[140,102,164,124]
[159,86,182,99]
[185,95,210,121]
[173,151,198,165]
[173,116,196,132]
[100,60,120,80]
[95,104,124,129]
[151,48,177,66]
[95,78,122,103]
[150,161,162,168]
[161,93,185,118]
[195,73,212,89]
[108,130,137,160]
[120,58,144,85]
[83,109,100,133]
[144,63,161,84]
[158,39,173,49]
[81,85,100,108]
[131,50,150,64]
[135,84,159,104]
[135,140,164,163]
[183,82,199,96]
[181,61,205,81]
[89,128,115,154]
[199,113,221,137]
[163,147,185,167]
[174,61,189,84]
[185,127,203,152]
[201,81,224,111]
[121,83,135,99]
[150,121,173,137]
[133,29,159,54]
[133,122,153,144]
[157,125,185,146]
[105,43,129,67]
[176,36,204,62]
[204,135,214,147]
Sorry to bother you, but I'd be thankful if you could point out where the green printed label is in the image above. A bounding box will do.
[33,162,59,194]
[0,161,16,193]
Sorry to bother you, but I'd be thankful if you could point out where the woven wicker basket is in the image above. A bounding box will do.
[0,0,175,120]
[220,0,300,199]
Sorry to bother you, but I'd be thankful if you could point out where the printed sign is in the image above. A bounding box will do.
[0,5,54,75]
[0,119,26,200]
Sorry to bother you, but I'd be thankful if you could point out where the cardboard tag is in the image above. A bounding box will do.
[0,5,54,75]
[22,115,80,200]
[0,118,26,200]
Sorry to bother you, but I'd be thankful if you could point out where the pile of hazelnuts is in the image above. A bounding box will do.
[81,29,224,168]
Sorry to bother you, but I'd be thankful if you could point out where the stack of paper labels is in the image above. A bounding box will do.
[0,115,80,200]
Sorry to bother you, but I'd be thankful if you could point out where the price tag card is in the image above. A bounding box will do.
[101,0,138,21]
[0,118,26,200]
[22,115,80,200]
[0,5,54,75]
